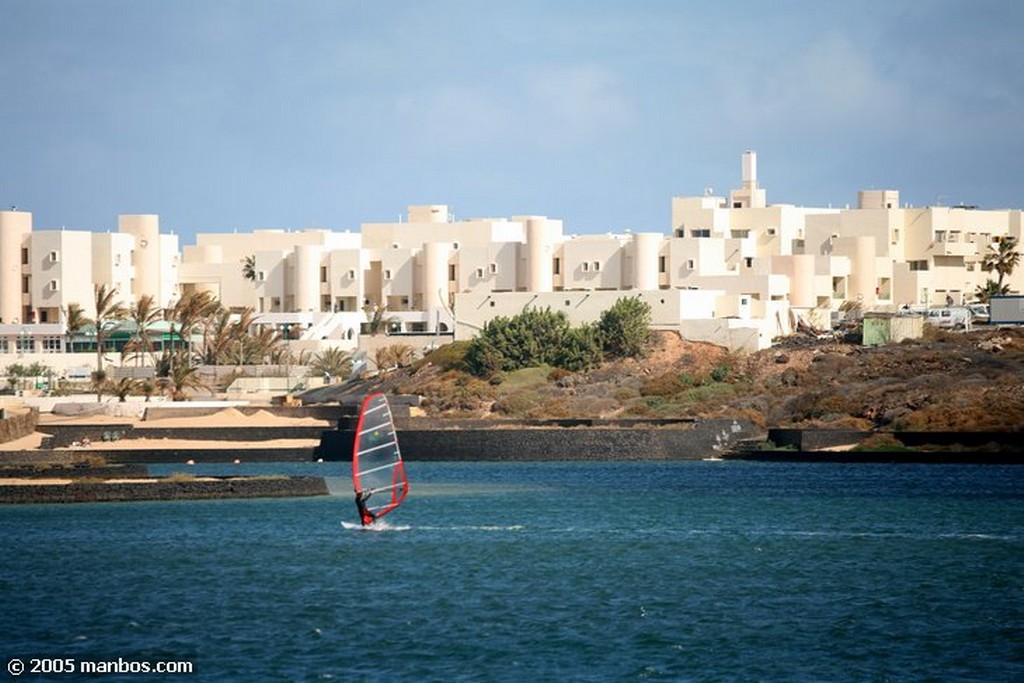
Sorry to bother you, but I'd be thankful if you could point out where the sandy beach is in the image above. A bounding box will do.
[2,407,331,452]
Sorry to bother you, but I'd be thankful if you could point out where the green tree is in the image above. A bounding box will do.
[597,296,652,359]
[465,308,570,376]
[553,323,603,372]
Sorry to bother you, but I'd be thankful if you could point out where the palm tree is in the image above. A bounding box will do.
[974,279,1008,304]
[242,255,257,282]
[110,377,137,402]
[374,344,417,372]
[157,351,209,401]
[981,235,1020,290]
[130,294,163,366]
[204,308,236,365]
[62,302,91,353]
[93,284,127,374]
[308,347,353,380]
[167,291,219,366]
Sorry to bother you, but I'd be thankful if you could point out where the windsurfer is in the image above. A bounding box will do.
[355,489,376,526]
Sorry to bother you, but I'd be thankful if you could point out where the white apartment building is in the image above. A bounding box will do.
[2,152,1021,370]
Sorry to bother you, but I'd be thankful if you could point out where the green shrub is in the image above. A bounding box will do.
[597,296,652,359]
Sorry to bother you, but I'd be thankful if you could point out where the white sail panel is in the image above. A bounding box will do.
[351,393,408,520]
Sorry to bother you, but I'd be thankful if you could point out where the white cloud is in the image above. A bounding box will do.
[391,64,635,152]
[523,64,637,146]
[394,85,515,150]
[722,32,910,134]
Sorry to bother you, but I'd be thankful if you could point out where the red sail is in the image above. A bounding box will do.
[351,393,408,520]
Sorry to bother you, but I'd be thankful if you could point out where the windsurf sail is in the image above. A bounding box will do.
[352,393,408,522]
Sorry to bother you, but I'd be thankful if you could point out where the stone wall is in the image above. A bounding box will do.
[0,463,149,478]
[36,424,331,448]
[0,407,38,444]
[141,405,346,422]
[0,476,328,504]
[316,418,758,461]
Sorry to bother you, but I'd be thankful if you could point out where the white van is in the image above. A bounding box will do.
[925,306,972,329]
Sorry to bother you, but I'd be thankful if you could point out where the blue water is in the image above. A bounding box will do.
[2,461,1023,682]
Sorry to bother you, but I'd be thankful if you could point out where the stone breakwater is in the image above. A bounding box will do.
[0,476,329,505]
[317,417,759,461]
[0,463,149,479]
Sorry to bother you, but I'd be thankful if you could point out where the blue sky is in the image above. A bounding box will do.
[2,1,1022,245]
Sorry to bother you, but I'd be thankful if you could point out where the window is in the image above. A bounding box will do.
[474,267,484,278]
[0,339,7,353]
[22,276,29,294]
[21,248,28,265]
[744,257,753,268]
[766,228,776,236]
[553,258,561,275]
[42,336,62,353]
[581,262,590,272]
[488,262,499,275]
[257,271,266,281]
[49,250,59,263]
[448,265,456,281]
[592,261,601,272]
[452,241,459,250]
[383,269,393,280]
[16,335,32,353]
[686,259,695,270]
[48,279,59,291]
[658,256,666,273]
[691,229,711,238]
[345,269,356,280]
[320,266,327,283]
[909,260,929,271]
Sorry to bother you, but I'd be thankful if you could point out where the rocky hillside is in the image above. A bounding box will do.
[340,326,1024,432]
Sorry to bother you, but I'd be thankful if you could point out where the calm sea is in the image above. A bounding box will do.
[2,461,1022,682]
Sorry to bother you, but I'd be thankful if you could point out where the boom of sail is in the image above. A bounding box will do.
[351,393,408,520]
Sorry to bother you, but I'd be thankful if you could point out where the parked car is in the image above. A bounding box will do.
[967,303,990,324]
[925,306,973,329]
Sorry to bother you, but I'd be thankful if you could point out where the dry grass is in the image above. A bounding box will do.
[376,328,1024,431]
